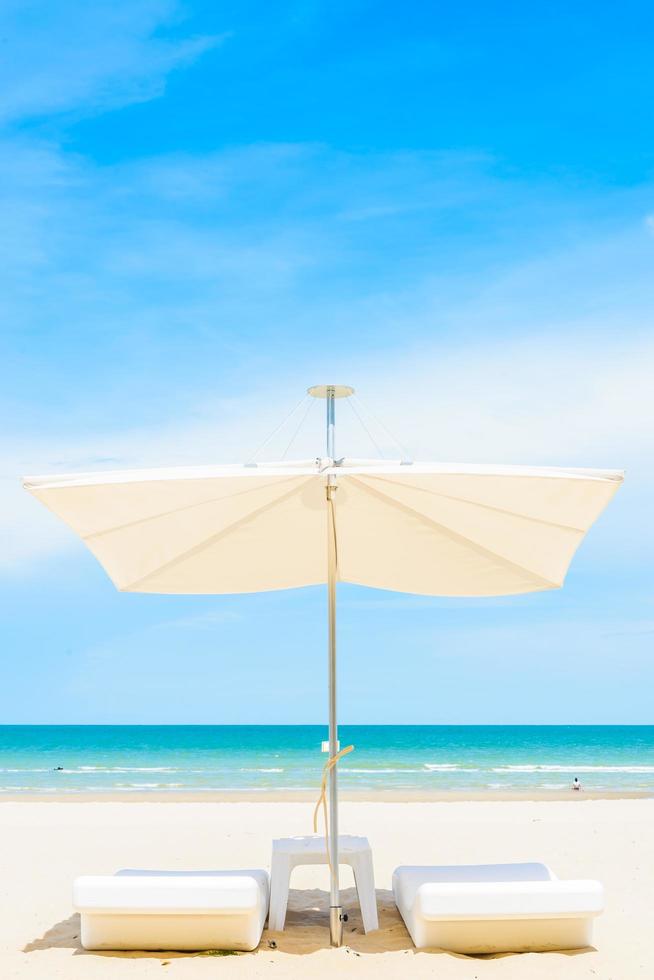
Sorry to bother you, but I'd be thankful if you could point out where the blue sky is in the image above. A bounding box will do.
[1,0,653,723]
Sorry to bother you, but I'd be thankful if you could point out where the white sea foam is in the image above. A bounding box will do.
[492,765,654,773]
[343,768,424,774]
[423,764,480,772]
[0,768,50,773]
[78,766,177,772]
[239,767,284,773]
[112,786,182,792]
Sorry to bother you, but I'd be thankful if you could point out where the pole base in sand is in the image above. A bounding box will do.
[330,906,345,947]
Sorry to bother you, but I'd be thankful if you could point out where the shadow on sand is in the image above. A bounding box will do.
[23,887,595,961]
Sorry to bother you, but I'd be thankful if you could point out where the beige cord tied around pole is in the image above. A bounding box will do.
[313,744,354,870]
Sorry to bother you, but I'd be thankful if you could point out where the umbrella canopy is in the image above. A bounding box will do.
[22,385,623,947]
[24,458,622,597]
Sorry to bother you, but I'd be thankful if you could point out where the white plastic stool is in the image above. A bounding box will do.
[269,834,378,933]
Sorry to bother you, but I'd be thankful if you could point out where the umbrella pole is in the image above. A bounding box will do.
[326,389,343,947]
[327,488,342,945]
[308,383,354,947]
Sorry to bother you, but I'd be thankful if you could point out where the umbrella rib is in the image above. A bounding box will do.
[358,475,588,533]
[83,476,306,541]
[348,476,561,588]
[119,478,313,592]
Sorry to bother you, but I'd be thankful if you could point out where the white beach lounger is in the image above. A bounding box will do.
[392,862,603,953]
[73,869,269,951]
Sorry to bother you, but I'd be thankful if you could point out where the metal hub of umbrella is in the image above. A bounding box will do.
[23,385,623,947]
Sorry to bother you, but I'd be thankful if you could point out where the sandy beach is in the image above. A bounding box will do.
[0,797,650,979]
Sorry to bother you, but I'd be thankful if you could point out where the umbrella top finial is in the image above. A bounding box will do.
[307,385,355,399]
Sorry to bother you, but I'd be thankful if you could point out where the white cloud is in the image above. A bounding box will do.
[0,103,650,579]
[0,1,222,123]
[2,139,650,570]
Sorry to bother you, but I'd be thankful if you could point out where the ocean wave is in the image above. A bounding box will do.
[0,785,55,792]
[115,782,169,788]
[492,765,654,773]
[343,768,424,774]
[78,766,179,773]
[0,768,51,773]
[239,767,284,773]
[423,764,480,772]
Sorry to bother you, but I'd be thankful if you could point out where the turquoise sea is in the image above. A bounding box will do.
[0,726,653,795]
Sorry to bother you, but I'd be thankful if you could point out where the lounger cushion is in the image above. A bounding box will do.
[393,862,554,912]
[74,869,269,951]
[75,869,269,914]
[393,863,603,953]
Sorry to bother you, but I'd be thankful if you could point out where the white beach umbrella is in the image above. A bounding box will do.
[23,384,623,945]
